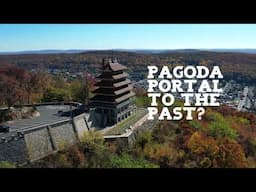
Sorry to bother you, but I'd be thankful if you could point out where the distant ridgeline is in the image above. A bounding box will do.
[0,50,256,83]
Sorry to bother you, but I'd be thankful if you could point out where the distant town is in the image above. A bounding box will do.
[34,61,256,114]
[134,78,256,113]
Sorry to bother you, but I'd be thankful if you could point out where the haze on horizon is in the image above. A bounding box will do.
[1,24,256,52]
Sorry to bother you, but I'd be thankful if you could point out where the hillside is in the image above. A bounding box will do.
[0,50,256,83]
[24,104,256,168]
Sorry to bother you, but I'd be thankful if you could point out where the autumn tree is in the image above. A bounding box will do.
[186,132,248,168]
[0,73,22,109]
[217,138,248,168]
[70,72,95,104]
[23,71,51,104]
[187,132,219,168]
[134,87,146,97]
[143,143,178,168]
[9,66,28,105]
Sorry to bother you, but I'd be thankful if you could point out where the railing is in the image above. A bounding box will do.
[117,106,136,118]
[0,118,73,143]
[17,118,73,134]
[14,101,83,108]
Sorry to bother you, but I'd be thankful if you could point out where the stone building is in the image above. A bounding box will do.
[89,58,136,127]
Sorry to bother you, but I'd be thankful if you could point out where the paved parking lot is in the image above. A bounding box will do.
[0,105,76,137]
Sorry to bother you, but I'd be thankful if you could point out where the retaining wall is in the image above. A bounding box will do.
[0,113,89,165]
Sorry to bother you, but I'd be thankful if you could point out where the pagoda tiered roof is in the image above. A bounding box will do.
[90,58,135,108]
[90,92,135,104]
[108,62,127,71]
[97,72,128,81]
[93,79,131,89]
[115,92,135,103]
[113,79,131,88]
[93,85,133,96]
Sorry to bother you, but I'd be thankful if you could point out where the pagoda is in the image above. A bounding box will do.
[89,58,136,127]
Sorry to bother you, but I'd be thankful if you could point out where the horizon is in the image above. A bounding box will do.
[1,24,256,51]
[2,48,256,53]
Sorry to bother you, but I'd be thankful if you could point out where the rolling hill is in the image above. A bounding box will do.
[0,50,256,83]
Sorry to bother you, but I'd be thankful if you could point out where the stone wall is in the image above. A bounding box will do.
[73,113,90,140]
[0,137,28,164]
[104,133,131,146]
[0,106,150,165]
[103,113,152,146]
[24,127,54,161]
[50,121,77,150]
[0,113,89,165]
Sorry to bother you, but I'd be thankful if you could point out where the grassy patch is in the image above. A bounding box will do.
[105,108,148,135]
[0,161,16,168]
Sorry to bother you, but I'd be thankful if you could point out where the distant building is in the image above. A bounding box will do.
[90,58,136,127]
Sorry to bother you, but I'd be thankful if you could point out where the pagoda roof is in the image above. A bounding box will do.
[114,85,133,95]
[92,85,133,96]
[113,79,131,88]
[97,72,128,80]
[115,91,135,103]
[90,91,135,104]
[89,58,135,109]
[94,79,131,88]
[89,97,134,109]
[108,62,127,71]
[113,72,128,79]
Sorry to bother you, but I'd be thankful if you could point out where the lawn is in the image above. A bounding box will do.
[105,108,148,135]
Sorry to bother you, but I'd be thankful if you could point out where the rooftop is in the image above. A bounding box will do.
[109,62,127,71]
[102,58,127,72]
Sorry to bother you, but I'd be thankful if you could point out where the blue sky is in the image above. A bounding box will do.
[0,24,256,51]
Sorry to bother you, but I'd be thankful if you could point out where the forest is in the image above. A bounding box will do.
[1,51,256,168]
[1,86,256,168]
[1,50,256,83]
[0,63,95,122]
[20,101,256,168]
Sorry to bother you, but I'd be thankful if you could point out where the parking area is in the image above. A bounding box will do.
[0,105,76,137]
